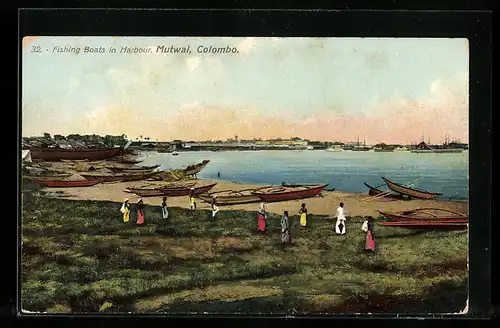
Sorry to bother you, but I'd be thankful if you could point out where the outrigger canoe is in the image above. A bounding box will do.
[251,184,329,203]
[381,177,442,200]
[378,208,468,223]
[157,183,217,197]
[364,182,406,199]
[197,187,271,206]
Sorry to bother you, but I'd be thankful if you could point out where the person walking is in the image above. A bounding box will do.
[120,198,130,223]
[189,188,196,210]
[281,211,292,244]
[136,198,146,226]
[362,216,376,252]
[211,197,219,219]
[257,202,267,232]
[335,202,346,235]
[299,203,308,228]
[161,197,169,220]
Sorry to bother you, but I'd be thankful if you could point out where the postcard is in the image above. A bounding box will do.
[21,36,469,315]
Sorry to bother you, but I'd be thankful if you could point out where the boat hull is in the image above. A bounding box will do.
[30,148,122,161]
[411,149,463,153]
[364,182,405,199]
[157,183,217,197]
[197,194,262,206]
[252,184,328,203]
[36,179,105,187]
[382,177,442,200]
[378,210,468,223]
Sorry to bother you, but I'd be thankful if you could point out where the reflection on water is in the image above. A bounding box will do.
[137,150,469,200]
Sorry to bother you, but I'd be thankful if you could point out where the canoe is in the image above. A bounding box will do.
[29,147,122,161]
[364,182,405,199]
[377,221,468,229]
[106,164,160,173]
[61,159,89,163]
[377,208,468,223]
[381,177,442,200]
[196,187,271,206]
[157,183,217,197]
[35,178,106,188]
[251,184,328,203]
[128,182,197,197]
[183,160,210,176]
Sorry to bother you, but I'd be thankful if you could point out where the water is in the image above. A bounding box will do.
[137,150,469,200]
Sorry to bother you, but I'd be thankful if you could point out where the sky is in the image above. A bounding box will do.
[22,37,469,144]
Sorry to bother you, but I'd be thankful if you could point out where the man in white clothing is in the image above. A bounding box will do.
[335,202,346,235]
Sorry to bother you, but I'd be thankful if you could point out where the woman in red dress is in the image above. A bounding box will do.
[136,198,146,226]
[257,202,267,232]
[363,216,376,251]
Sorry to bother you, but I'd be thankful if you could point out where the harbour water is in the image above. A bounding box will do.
[137,150,469,200]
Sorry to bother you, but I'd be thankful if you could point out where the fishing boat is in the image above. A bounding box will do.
[364,182,405,199]
[106,164,160,173]
[196,187,271,206]
[183,160,210,176]
[378,208,468,223]
[128,182,197,197]
[381,177,442,200]
[157,183,217,197]
[61,159,89,163]
[377,221,467,229]
[29,147,122,161]
[35,178,106,188]
[251,184,328,202]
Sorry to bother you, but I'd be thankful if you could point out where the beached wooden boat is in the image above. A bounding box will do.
[251,184,328,202]
[197,187,271,206]
[128,182,197,197]
[106,164,160,172]
[381,177,442,200]
[61,159,89,163]
[377,221,467,229]
[35,178,106,188]
[157,183,217,197]
[183,160,210,176]
[29,147,122,161]
[377,208,468,223]
[119,159,143,164]
[364,182,405,199]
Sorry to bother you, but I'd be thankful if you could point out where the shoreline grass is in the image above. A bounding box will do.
[21,192,468,314]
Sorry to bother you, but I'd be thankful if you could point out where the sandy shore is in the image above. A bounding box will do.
[43,177,468,217]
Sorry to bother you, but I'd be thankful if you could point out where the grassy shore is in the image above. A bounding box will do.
[21,191,468,314]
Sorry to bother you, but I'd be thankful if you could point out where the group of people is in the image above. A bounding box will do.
[257,201,376,251]
[120,196,169,226]
[119,195,375,252]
